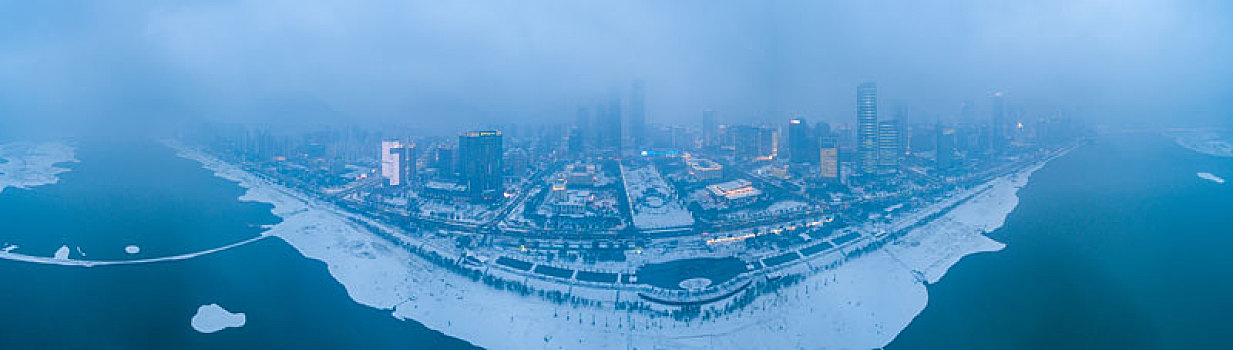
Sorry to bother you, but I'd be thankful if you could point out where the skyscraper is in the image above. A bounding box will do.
[758,127,777,160]
[630,80,646,149]
[732,125,776,160]
[814,121,831,139]
[936,122,956,173]
[877,120,900,175]
[788,118,817,163]
[702,110,718,148]
[575,106,593,151]
[991,91,1006,151]
[399,143,417,185]
[597,98,622,152]
[433,146,455,175]
[380,140,404,186]
[856,82,879,176]
[819,136,840,183]
[458,131,503,199]
[894,103,909,156]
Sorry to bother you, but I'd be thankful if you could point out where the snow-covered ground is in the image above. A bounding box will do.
[0,141,77,194]
[1168,130,1233,158]
[621,164,695,229]
[1197,172,1225,184]
[178,140,1063,349]
[191,304,246,333]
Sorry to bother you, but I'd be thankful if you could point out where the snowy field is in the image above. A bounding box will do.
[0,141,77,194]
[620,164,695,229]
[181,141,1064,349]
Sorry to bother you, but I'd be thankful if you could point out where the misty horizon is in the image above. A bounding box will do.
[1,0,1231,135]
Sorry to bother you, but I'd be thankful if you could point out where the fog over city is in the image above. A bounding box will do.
[1,0,1230,134]
[3,2,1233,349]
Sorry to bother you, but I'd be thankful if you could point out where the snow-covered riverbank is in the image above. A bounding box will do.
[176,142,1061,349]
[0,142,77,194]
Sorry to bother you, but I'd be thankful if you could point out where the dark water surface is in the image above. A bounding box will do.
[0,140,475,349]
[890,134,1233,349]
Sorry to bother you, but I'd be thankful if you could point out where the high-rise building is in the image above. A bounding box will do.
[630,80,646,149]
[458,131,503,199]
[814,121,831,139]
[936,122,956,173]
[788,118,817,163]
[894,103,909,156]
[399,143,417,185]
[381,140,409,186]
[433,146,455,175]
[877,120,900,175]
[504,148,528,177]
[758,127,777,160]
[960,100,975,126]
[819,136,840,183]
[732,125,777,160]
[991,91,1006,151]
[702,110,718,148]
[575,107,593,151]
[857,82,879,176]
[597,98,622,152]
[566,127,585,155]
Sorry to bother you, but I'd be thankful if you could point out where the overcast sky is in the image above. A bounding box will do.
[1,0,1230,135]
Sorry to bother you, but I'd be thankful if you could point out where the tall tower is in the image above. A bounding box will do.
[819,136,840,183]
[877,120,900,175]
[788,118,816,163]
[597,97,622,152]
[630,80,646,149]
[575,106,593,151]
[399,143,417,186]
[894,103,909,156]
[458,131,504,200]
[702,110,718,148]
[856,82,879,176]
[380,140,404,186]
[936,121,956,173]
[991,91,1006,151]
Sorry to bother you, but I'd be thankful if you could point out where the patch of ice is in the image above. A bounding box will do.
[191,304,246,333]
[1168,130,1233,158]
[1197,172,1225,184]
[0,142,78,194]
[125,245,141,254]
[53,246,70,260]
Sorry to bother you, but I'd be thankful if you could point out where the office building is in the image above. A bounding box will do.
[733,125,777,160]
[630,80,646,148]
[819,136,840,183]
[857,82,879,175]
[991,91,1006,151]
[877,120,900,175]
[788,118,817,163]
[702,110,718,148]
[458,131,503,199]
[380,140,415,186]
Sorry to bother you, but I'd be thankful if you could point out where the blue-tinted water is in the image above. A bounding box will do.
[3,134,1228,349]
[0,140,475,349]
[890,134,1233,349]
